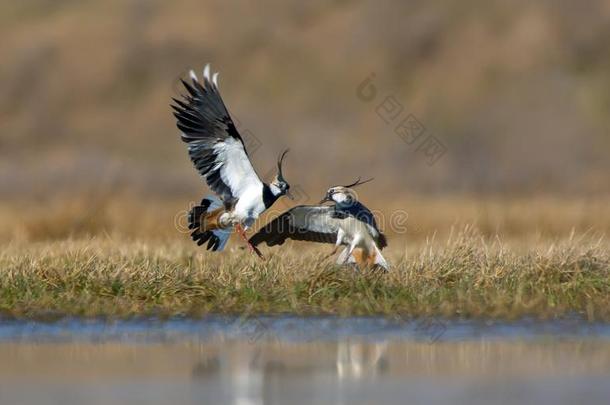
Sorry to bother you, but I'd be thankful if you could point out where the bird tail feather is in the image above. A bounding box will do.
[372,244,390,271]
[187,196,231,251]
[336,245,390,271]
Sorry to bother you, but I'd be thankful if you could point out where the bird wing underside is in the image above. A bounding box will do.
[249,205,339,247]
[172,66,263,205]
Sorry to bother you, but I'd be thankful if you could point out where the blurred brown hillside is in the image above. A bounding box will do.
[1,0,609,200]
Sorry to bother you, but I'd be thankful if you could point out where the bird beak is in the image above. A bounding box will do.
[319,195,331,204]
[285,190,295,200]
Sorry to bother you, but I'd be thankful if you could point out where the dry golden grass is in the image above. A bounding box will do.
[1,225,608,320]
[1,195,608,319]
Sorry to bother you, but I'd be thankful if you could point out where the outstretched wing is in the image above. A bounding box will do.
[171,65,262,205]
[249,205,340,247]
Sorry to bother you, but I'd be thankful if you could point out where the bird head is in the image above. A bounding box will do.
[319,177,373,205]
[270,149,293,199]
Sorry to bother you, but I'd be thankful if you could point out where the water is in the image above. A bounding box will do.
[0,316,609,405]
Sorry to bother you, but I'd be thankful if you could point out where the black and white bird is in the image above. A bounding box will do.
[171,64,293,257]
[249,178,389,270]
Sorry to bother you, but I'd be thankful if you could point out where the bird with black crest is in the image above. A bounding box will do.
[249,177,389,270]
[171,64,293,258]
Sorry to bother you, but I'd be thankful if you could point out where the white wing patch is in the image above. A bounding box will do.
[213,137,263,200]
[290,206,341,234]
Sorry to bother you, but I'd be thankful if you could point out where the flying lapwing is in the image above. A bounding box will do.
[172,64,293,257]
[249,178,389,270]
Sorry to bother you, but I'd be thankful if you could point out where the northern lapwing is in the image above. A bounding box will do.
[249,178,389,270]
[171,64,293,257]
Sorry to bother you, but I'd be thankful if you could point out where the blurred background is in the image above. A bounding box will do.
[1,0,609,242]
[1,5,610,403]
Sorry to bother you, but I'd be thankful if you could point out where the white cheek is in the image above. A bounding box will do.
[333,193,348,204]
[270,183,282,196]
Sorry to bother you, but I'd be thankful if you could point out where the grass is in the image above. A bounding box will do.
[1,228,608,320]
[1,196,609,320]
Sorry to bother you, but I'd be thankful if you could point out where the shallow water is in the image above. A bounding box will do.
[1,316,609,405]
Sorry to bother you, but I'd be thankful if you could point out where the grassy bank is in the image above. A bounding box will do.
[1,229,608,320]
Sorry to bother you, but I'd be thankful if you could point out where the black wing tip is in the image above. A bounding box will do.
[171,66,240,147]
[179,66,219,97]
[249,232,287,248]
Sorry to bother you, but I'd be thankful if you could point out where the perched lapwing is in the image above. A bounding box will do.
[249,178,389,270]
[172,64,293,257]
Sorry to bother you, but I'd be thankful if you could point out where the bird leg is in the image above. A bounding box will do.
[340,235,366,268]
[325,229,344,259]
[342,243,357,265]
[235,224,265,260]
